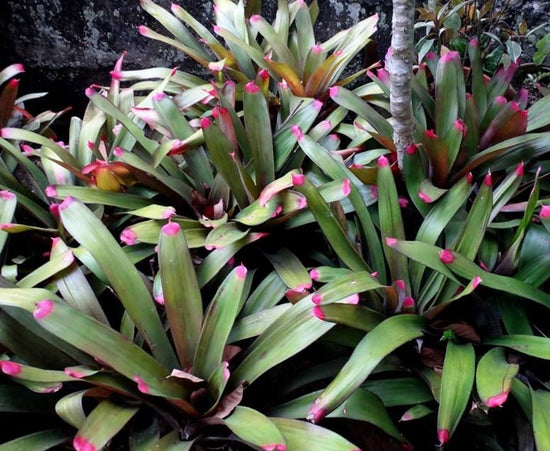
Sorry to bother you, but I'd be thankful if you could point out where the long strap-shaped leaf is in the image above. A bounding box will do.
[158,222,203,369]
[0,289,191,405]
[292,174,368,272]
[268,417,360,450]
[59,196,178,369]
[231,271,382,386]
[224,406,287,451]
[307,314,425,422]
[377,156,409,291]
[437,341,475,446]
[387,239,550,308]
[0,429,71,451]
[192,265,247,379]
[73,398,139,451]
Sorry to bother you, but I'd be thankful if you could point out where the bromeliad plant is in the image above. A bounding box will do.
[2,0,550,450]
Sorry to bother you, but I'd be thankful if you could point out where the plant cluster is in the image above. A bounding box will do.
[1,0,550,450]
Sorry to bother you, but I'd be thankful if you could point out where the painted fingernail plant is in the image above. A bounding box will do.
[1,0,550,449]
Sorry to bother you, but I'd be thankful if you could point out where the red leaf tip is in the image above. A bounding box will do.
[291,124,304,141]
[439,249,454,264]
[292,173,305,186]
[406,143,418,155]
[486,391,508,408]
[484,171,492,186]
[161,222,180,236]
[73,436,96,451]
[377,155,389,168]
[438,429,450,446]
[200,117,212,129]
[540,205,550,219]
[515,161,524,176]
[307,403,327,423]
[312,305,325,320]
[403,296,415,308]
[120,228,137,245]
[394,279,406,290]
[133,375,150,393]
[236,264,247,279]
[34,299,54,320]
[425,129,437,139]
[342,178,351,196]
[0,360,22,376]
[311,293,323,305]
[110,70,122,80]
[245,81,260,94]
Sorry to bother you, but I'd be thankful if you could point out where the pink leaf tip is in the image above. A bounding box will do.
[312,43,323,54]
[294,282,312,292]
[249,14,261,23]
[328,86,339,98]
[343,293,360,304]
[201,117,212,129]
[153,92,165,101]
[313,99,323,111]
[154,294,165,305]
[515,161,524,176]
[161,221,180,236]
[441,50,460,64]
[0,360,22,376]
[454,119,466,135]
[34,299,54,320]
[162,207,176,219]
[65,368,86,379]
[58,196,75,211]
[84,87,96,98]
[291,124,304,141]
[342,178,351,196]
[385,237,397,246]
[403,296,415,309]
[394,279,406,290]
[439,249,454,264]
[307,403,327,423]
[406,143,418,155]
[110,70,122,80]
[73,436,96,451]
[399,197,409,208]
[45,186,57,197]
[222,361,230,380]
[113,147,124,157]
[470,38,479,47]
[472,276,482,288]
[312,305,325,320]
[311,293,323,305]
[245,81,260,94]
[418,191,432,203]
[120,228,137,245]
[133,375,149,393]
[377,155,389,168]
[438,429,450,446]
[138,25,148,35]
[309,268,320,280]
[495,96,507,105]
[486,391,508,408]
[236,264,247,279]
[262,445,287,451]
[213,24,222,34]
[425,129,437,139]
[540,205,550,219]
[0,190,15,201]
[467,172,474,185]
[292,173,305,186]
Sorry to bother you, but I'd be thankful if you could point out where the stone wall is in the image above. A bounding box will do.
[0,0,391,118]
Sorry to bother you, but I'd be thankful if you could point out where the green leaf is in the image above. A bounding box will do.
[224,406,287,450]
[193,265,248,380]
[231,271,382,386]
[46,185,153,209]
[363,378,434,407]
[0,190,16,254]
[314,304,384,332]
[476,347,519,408]
[228,304,291,343]
[264,247,312,292]
[532,388,550,451]
[74,399,139,451]
[0,429,70,450]
[158,221,203,368]
[58,197,178,369]
[241,270,286,316]
[307,315,425,422]
[268,417,360,450]
[484,335,550,360]
[437,341,475,446]
[244,81,275,188]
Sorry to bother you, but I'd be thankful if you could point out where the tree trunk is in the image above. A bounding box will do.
[389,0,416,170]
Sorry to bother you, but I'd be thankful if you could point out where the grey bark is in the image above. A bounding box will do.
[389,0,415,170]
